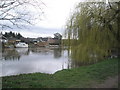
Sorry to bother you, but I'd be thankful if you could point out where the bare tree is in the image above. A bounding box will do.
[0,0,45,29]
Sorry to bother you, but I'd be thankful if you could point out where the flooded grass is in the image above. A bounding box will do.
[2,58,119,88]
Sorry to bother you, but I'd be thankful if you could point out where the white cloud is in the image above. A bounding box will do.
[20,31,54,38]
[36,0,80,28]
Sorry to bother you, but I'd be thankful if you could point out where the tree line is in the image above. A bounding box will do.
[3,31,23,39]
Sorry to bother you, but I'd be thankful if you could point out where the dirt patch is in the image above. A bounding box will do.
[93,76,118,88]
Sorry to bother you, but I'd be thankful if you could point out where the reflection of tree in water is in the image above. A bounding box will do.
[66,49,100,68]
[2,48,21,60]
[53,48,62,58]
[2,48,30,60]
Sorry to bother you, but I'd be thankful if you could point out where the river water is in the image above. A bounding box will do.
[1,47,71,76]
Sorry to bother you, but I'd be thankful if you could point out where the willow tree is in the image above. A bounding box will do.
[65,2,120,65]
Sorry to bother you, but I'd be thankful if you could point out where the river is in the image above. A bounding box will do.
[1,47,70,76]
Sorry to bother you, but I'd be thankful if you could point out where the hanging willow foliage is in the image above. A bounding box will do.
[64,2,120,64]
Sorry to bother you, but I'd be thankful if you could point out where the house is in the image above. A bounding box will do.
[37,42,49,47]
[35,37,61,47]
[24,38,36,44]
[8,37,19,44]
[41,37,49,42]
[35,37,49,47]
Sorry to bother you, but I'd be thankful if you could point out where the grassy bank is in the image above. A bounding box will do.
[2,58,119,88]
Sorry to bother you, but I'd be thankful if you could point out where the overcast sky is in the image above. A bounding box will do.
[1,0,119,38]
[2,0,80,38]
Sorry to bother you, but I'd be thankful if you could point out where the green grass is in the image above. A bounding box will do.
[2,58,119,88]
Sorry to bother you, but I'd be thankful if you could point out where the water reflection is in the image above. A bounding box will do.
[29,48,52,55]
[53,48,62,58]
[2,48,63,61]
[2,48,21,60]
[1,47,69,76]
[16,48,30,55]
[1,47,101,77]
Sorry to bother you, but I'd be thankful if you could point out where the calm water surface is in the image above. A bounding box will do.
[1,48,70,76]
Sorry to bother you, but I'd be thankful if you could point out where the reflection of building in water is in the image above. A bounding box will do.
[2,48,29,60]
[15,48,29,55]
